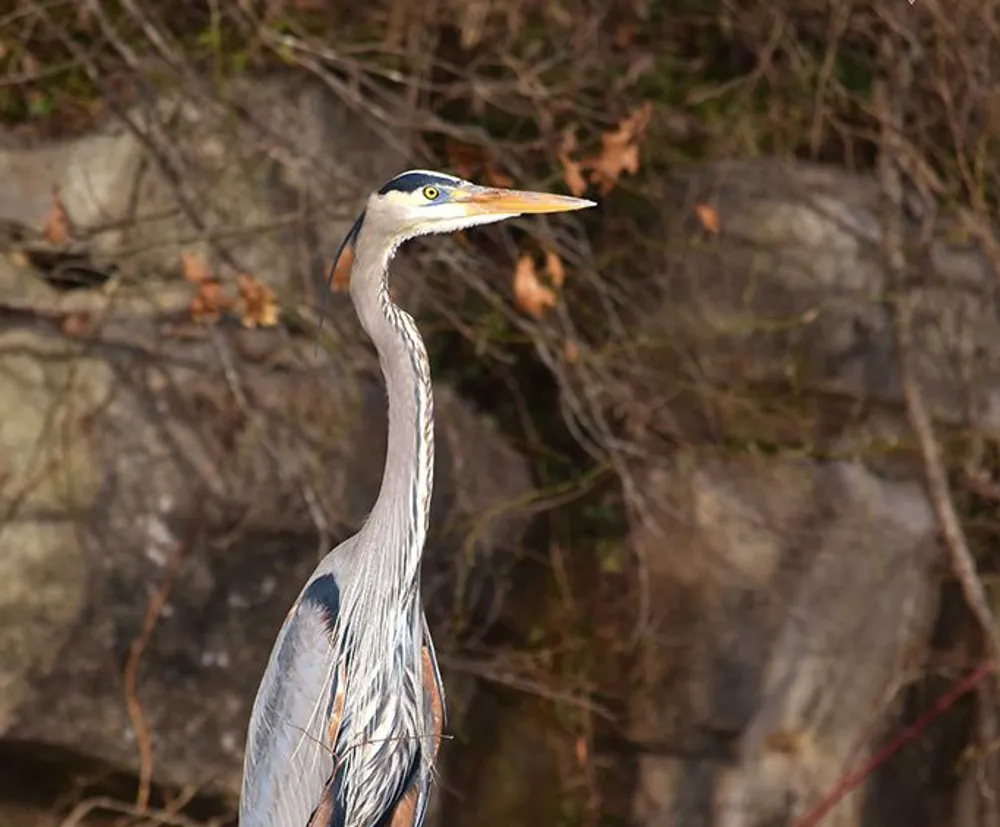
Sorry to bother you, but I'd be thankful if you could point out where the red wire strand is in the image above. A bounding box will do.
[792,659,995,827]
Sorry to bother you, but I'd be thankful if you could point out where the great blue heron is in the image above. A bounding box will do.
[238,169,595,827]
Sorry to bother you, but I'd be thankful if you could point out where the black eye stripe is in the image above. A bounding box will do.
[378,171,458,195]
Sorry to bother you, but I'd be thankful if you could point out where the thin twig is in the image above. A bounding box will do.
[58,795,214,827]
[208,328,332,558]
[875,33,1000,826]
[874,39,1000,667]
[123,541,186,812]
[439,652,615,721]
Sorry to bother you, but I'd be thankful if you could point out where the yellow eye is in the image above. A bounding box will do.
[422,186,440,201]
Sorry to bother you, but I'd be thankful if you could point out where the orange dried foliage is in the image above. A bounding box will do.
[483,160,514,188]
[61,311,94,338]
[189,281,230,324]
[587,102,652,194]
[181,251,212,284]
[543,249,565,288]
[42,187,71,244]
[512,249,568,319]
[236,273,279,328]
[444,140,514,188]
[181,252,232,324]
[558,128,588,197]
[557,102,654,196]
[563,339,580,364]
[693,203,720,233]
[445,140,481,180]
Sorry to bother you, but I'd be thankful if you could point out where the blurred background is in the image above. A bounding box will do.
[0,0,998,826]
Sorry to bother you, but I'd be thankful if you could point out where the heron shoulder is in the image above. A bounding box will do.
[301,573,341,635]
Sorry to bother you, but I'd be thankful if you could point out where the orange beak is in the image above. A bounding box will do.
[453,185,596,215]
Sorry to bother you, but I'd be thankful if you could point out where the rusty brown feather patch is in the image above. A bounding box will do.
[421,646,444,761]
[327,660,347,747]
[389,785,420,827]
[306,785,335,827]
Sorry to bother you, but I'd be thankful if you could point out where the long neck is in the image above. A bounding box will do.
[349,232,435,590]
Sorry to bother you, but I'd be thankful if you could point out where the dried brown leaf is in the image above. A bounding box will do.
[513,253,557,319]
[180,251,212,284]
[561,157,589,198]
[42,188,71,244]
[21,52,39,80]
[560,127,579,155]
[236,273,279,328]
[558,127,589,197]
[586,102,653,194]
[484,160,514,188]
[445,140,483,181]
[446,140,514,189]
[457,0,491,49]
[563,339,580,364]
[189,279,230,325]
[61,311,94,338]
[76,0,96,30]
[183,254,232,325]
[693,202,720,233]
[544,249,566,288]
[615,22,638,47]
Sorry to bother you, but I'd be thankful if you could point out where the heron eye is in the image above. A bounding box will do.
[422,186,440,201]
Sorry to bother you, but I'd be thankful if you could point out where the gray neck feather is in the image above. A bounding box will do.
[349,227,434,590]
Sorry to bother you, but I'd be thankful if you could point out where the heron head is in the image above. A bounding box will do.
[369,169,596,237]
[329,170,596,286]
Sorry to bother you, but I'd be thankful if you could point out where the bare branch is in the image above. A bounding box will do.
[874,34,1000,668]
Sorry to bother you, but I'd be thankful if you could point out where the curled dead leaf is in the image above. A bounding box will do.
[513,252,560,319]
[445,140,482,181]
[614,22,638,48]
[182,253,232,324]
[693,203,720,233]
[42,187,71,245]
[586,102,653,194]
[236,273,279,328]
[483,160,514,189]
[558,127,588,197]
[180,251,212,284]
[189,280,229,324]
[21,52,39,80]
[544,249,566,288]
[189,279,232,325]
[445,139,514,189]
[61,311,94,338]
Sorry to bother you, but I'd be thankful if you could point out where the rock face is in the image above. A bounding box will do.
[0,74,534,804]
[0,72,411,330]
[614,158,1000,452]
[629,456,940,827]
[612,158,992,827]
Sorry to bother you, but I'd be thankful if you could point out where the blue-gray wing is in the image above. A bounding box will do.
[240,574,346,827]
